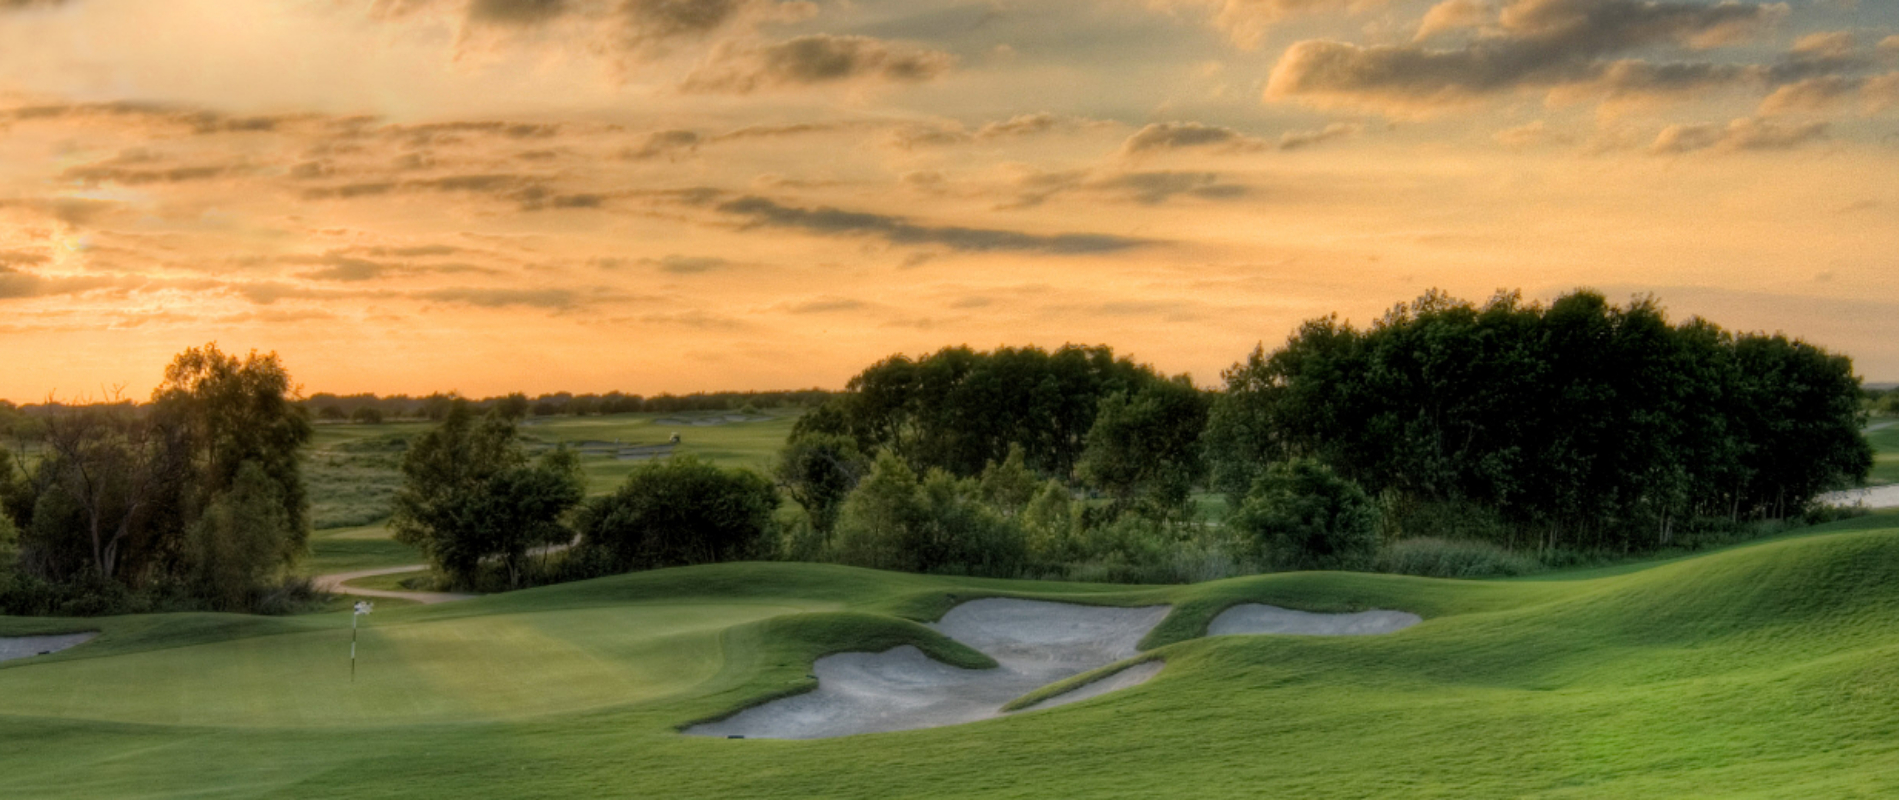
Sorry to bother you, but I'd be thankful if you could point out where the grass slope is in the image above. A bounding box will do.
[5,512,1899,798]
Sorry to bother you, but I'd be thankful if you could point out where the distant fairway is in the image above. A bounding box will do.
[7,512,1899,798]
[301,409,803,578]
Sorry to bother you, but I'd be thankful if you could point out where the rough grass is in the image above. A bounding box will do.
[5,512,1899,797]
[1866,425,1899,485]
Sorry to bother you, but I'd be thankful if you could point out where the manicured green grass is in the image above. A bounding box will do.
[1866,424,1899,485]
[6,511,1899,797]
[304,523,422,575]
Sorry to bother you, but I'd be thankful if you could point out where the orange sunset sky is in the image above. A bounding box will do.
[1,0,1896,401]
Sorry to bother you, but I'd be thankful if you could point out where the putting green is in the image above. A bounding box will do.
[3,513,1898,798]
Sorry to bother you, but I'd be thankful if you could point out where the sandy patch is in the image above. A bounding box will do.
[1209,605,1421,637]
[1820,484,1899,510]
[0,633,97,663]
[688,600,1168,739]
[689,597,1420,739]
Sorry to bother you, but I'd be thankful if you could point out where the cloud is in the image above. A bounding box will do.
[1091,172,1248,204]
[418,287,579,309]
[467,0,567,26]
[622,129,702,160]
[1265,0,1788,113]
[681,35,956,93]
[1758,75,1857,114]
[0,251,50,268]
[642,254,732,273]
[0,266,119,299]
[1154,0,1387,49]
[1866,73,1899,114]
[61,151,239,186]
[783,296,868,314]
[1415,0,1488,41]
[1277,122,1360,150]
[1120,121,1267,156]
[1493,120,1572,148]
[713,196,1153,254]
[1650,117,1826,154]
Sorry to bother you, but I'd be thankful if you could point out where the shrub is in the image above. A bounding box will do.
[185,461,298,611]
[828,452,1026,577]
[1231,458,1379,571]
[1375,537,1537,579]
[577,456,778,571]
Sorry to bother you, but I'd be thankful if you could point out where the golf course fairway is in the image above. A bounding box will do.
[5,511,1899,798]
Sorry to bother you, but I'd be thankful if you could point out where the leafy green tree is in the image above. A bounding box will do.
[798,344,1169,479]
[349,406,384,424]
[151,344,313,554]
[1077,377,1210,516]
[576,456,777,572]
[185,461,295,610]
[391,401,584,588]
[829,451,1026,576]
[0,508,19,589]
[773,432,869,537]
[1021,479,1080,564]
[1231,459,1379,571]
[977,443,1040,517]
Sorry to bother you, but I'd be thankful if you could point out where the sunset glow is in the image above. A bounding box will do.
[2,0,1896,399]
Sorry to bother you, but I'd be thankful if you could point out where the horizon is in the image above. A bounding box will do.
[4,0,1898,399]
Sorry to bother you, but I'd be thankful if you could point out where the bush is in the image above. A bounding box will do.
[1375,537,1537,578]
[185,461,298,611]
[577,456,778,571]
[828,452,1026,577]
[1231,458,1379,571]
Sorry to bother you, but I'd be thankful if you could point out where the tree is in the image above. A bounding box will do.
[349,406,384,424]
[829,451,1026,576]
[185,461,295,610]
[35,404,189,581]
[390,401,584,588]
[773,432,869,537]
[0,508,19,589]
[151,344,314,554]
[1077,377,1210,516]
[1230,459,1379,571]
[576,456,778,572]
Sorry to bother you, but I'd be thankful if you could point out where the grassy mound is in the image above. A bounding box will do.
[3,511,1898,797]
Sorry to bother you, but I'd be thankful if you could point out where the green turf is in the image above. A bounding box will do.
[1865,424,1899,486]
[7,511,1899,797]
[304,523,423,575]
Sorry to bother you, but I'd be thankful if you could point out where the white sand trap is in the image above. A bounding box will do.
[688,600,1169,739]
[0,633,96,663]
[689,598,1424,740]
[1821,484,1899,510]
[1209,605,1421,637]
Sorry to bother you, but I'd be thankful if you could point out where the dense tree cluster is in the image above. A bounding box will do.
[792,345,1174,479]
[1205,290,1873,552]
[0,345,314,614]
[390,401,585,589]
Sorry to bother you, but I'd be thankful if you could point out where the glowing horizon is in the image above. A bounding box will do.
[3,0,1896,403]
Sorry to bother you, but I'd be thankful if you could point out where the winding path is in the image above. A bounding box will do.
[312,565,478,605]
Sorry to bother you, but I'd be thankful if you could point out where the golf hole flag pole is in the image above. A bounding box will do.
[351,601,373,682]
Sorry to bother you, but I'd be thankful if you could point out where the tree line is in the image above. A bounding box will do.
[302,388,837,424]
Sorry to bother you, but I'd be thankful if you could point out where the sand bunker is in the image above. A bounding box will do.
[689,600,1168,740]
[689,597,1420,740]
[1821,484,1899,510]
[1209,605,1421,637]
[0,633,96,663]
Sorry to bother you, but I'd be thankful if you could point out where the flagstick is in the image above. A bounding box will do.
[350,600,373,683]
